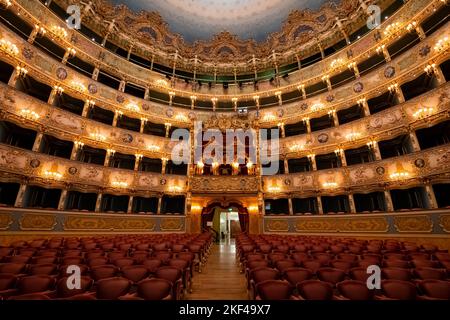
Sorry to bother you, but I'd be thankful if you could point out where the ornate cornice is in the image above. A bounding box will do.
[263,144,450,197]
[5,0,444,101]
[0,144,187,197]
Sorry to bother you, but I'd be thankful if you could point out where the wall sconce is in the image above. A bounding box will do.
[168,185,183,193]
[89,132,106,141]
[330,58,345,70]
[406,21,417,32]
[434,37,449,52]
[376,44,386,55]
[347,62,356,70]
[384,22,401,36]
[16,66,28,77]
[20,109,40,120]
[424,63,437,75]
[413,106,434,119]
[43,164,62,180]
[0,39,19,56]
[0,0,12,9]
[155,79,168,87]
[71,81,86,92]
[148,145,160,152]
[87,99,96,108]
[211,97,218,109]
[44,170,63,180]
[357,98,366,106]
[175,114,188,122]
[366,140,377,149]
[346,132,361,141]
[263,113,276,122]
[125,103,140,112]
[248,205,259,212]
[35,25,47,37]
[51,25,68,39]
[54,85,64,95]
[112,180,128,189]
[267,185,281,193]
[66,47,76,58]
[74,141,84,149]
[289,143,304,152]
[323,181,338,189]
[389,163,410,180]
[388,83,399,93]
[168,91,176,98]
[191,205,203,212]
[311,103,325,112]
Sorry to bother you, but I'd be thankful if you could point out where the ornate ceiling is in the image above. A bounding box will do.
[72,0,367,62]
[108,0,337,43]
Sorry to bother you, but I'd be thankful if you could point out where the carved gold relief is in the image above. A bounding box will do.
[160,218,184,231]
[293,217,389,233]
[0,213,13,231]
[439,214,450,233]
[394,215,433,233]
[265,219,289,232]
[19,213,57,231]
[64,215,156,232]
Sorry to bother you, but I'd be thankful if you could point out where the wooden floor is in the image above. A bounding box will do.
[186,240,248,300]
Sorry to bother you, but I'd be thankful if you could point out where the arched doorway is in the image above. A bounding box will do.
[201,202,249,241]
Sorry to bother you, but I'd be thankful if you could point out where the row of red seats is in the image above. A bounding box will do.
[237,234,450,300]
[0,232,214,300]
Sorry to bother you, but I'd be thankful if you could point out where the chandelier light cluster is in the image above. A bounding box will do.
[384,22,402,36]
[389,171,410,180]
[125,103,140,112]
[90,132,106,142]
[112,180,128,189]
[43,170,63,180]
[322,181,338,189]
[434,37,449,52]
[51,25,68,39]
[346,132,361,141]
[0,39,19,56]
[71,81,86,93]
[1,0,12,9]
[413,106,434,119]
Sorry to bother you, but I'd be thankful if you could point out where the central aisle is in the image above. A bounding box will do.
[186,240,248,300]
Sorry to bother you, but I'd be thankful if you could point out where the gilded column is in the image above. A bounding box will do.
[58,190,68,210]
[95,193,103,212]
[424,184,438,209]
[288,198,294,216]
[127,196,134,214]
[316,196,324,215]
[32,133,44,152]
[384,190,394,212]
[348,194,356,214]
[409,130,421,152]
[14,184,28,208]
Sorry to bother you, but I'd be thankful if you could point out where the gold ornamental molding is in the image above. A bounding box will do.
[439,214,450,233]
[19,213,57,231]
[160,218,184,232]
[191,176,259,194]
[0,213,13,231]
[393,215,434,233]
[0,18,448,126]
[293,217,389,233]
[63,215,157,232]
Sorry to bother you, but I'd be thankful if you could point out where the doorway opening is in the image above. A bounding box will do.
[201,202,249,243]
